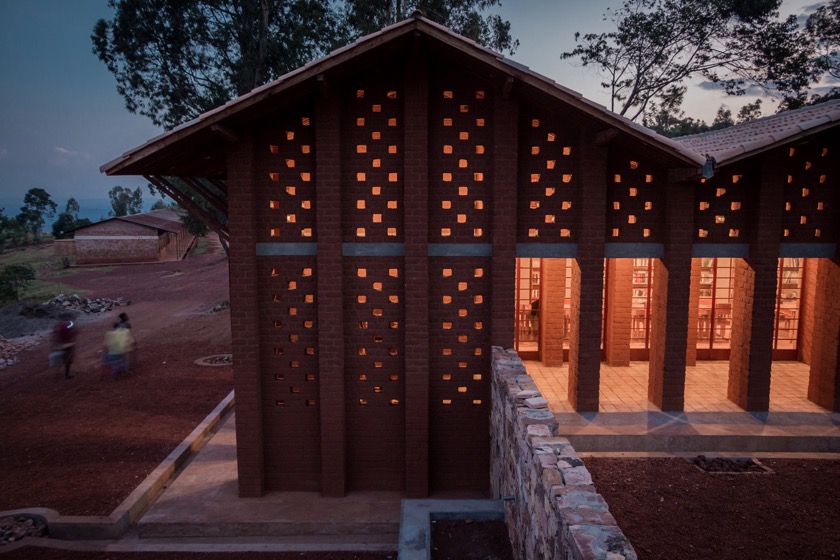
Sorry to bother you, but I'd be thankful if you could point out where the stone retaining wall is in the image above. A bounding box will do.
[490,347,637,560]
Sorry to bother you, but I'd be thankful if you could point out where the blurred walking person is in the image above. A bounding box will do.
[51,315,78,379]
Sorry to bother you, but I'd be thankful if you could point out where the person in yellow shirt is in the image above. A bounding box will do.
[105,322,135,379]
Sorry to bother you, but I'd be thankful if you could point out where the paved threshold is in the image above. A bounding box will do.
[137,413,401,544]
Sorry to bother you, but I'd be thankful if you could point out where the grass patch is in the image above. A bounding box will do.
[0,243,100,302]
[0,244,57,268]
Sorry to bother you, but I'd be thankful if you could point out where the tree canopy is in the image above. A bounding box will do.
[108,186,144,217]
[562,0,823,122]
[802,0,840,106]
[17,188,58,244]
[52,198,92,239]
[93,0,517,130]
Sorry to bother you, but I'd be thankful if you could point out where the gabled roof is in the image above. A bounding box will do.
[118,208,185,233]
[75,209,185,234]
[675,99,840,166]
[101,14,706,177]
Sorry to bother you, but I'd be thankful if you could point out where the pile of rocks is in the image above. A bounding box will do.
[0,515,48,545]
[47,294,127,314]
[0,336,39,371]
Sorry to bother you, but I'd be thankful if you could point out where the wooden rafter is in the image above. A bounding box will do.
[146,176,229,242]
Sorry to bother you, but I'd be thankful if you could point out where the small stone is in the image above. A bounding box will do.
[525,397,549,409]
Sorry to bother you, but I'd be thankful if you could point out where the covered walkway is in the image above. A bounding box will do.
[527,360,827,414]
[526,360,840,454]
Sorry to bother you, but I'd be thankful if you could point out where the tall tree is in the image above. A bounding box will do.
[0,208,29,253]
[93,0,516,130]
[108,186,144,217]
[562,0,821,122]
[93,0,341,129]
[52,198,93,239]
[800,0,840,107]
[64,197,81,219]
[17,188,58,244]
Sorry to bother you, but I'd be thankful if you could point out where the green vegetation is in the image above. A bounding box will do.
[0,245,98,303]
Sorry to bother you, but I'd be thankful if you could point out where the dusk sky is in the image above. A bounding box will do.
[0,0,827,212]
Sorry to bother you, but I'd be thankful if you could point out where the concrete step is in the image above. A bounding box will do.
[137,520,400,539]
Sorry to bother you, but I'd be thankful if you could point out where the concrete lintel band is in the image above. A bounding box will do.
[255,242,318,256]
[604,243,663,259]
[342,243,405,257]
[779,243,838,258]
[255,242,836,260]
[516,243,577,258]
[427,244,493,257]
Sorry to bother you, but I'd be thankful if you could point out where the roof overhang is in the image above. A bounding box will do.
[101,15,705,179]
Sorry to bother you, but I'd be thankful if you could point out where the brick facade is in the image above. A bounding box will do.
[74,219,188,265]
[130,27,839,498]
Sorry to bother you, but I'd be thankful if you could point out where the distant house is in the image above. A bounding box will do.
[66,209,193,265]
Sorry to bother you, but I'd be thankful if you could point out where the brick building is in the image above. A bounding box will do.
[70,209,192,265]
[101,16,839,497]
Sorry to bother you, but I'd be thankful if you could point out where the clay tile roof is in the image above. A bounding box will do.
[117,208,185,233]
[675,99,840,166]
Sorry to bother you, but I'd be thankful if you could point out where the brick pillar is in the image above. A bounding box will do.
[540,259,566,366]
[685,259,700,367]
[728,154,784,411]
[491,94,518,348]
[648,176,694,411]
[568,130,606,412]
[807,257,840,411]
[227,129,265,497]
[316,94,346,496]
[404,57,430,497]
[799,258,817,365]
[604,259,632,366]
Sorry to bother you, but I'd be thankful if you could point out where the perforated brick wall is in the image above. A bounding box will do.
[517,112,577,243]
[782,137,838,242]
[693,163,754,244]
[258,256,321,490]
[428,256,492,491]
[606,151,665,243]
[255,103,317,242]
[342,68,404,243]
[428,72,493,244]
[343,257,406,490]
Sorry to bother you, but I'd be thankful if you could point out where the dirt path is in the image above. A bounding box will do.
[0,238,233,516]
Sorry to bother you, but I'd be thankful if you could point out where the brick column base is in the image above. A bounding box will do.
[541,259,566,367]
[807,259,840,411]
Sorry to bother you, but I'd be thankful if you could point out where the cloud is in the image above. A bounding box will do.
[49,146,94,167]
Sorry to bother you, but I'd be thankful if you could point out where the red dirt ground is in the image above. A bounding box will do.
[2,239,840,560]
[586,456,840,560]
[0,239,233,517]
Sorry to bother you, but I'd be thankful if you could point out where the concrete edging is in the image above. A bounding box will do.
[1,390,235,540]
[398,499,505,560]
